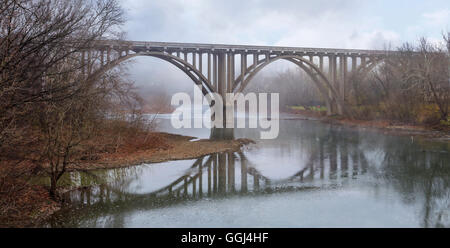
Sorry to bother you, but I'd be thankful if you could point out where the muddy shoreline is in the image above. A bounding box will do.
[67,132,255,172]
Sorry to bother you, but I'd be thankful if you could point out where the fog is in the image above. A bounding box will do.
[122,0,450,107]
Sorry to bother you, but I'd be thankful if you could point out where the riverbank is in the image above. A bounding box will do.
[0,132,254,227]
[67,132,255,171]
[0,180,60,228]
[285,109,450,141]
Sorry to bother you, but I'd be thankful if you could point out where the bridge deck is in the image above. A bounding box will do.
[98,40,396,56]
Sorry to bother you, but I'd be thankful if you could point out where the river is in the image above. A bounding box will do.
[47,114,450,227]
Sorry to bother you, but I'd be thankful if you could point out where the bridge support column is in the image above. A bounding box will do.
[218,53,226,95]
[319,56,323,71]
[361,55,367,68]
[225,53,235,135]
[207,52,211,83]
[241,53,247,86]
[351,55,357,72]
[336,55,344,115]
[213,53,217,91]
[199,52,203,73]
[227,53,232,92]
[327,54,339,115]
[343,56,348,103]
[210,52,235,140]
[339,55,347,105]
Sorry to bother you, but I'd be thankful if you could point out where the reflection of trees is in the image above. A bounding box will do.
[59,165,145,206]
[380,140,450,227]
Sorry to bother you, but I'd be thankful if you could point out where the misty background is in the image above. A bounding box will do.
[121,0,450,112]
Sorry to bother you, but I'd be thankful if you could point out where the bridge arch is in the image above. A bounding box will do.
[350,56,391,81]
[88,51,216,96]
[232,55,345,115]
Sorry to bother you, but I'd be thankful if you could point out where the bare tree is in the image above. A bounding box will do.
[346,37,449,124]
[0,0,127,198]
[0,0,124,146]
[414,38,449,120]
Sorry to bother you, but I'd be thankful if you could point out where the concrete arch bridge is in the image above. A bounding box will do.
[82,40,396,115]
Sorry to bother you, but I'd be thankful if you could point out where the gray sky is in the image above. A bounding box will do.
[122,0,450,94]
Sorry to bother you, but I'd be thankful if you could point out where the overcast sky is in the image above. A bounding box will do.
[121,0,450,94]
[123,0,449,48]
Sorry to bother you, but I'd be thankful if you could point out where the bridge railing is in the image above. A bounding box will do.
[95,39,399,56]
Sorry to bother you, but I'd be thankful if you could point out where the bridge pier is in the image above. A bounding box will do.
[209,52,235,140]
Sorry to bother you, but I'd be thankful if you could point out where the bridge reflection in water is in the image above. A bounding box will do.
[60,144,369,208]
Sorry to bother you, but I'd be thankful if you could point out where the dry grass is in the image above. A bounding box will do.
[0,163,60,227]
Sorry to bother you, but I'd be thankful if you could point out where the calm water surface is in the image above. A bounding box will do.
[49,114,450,227]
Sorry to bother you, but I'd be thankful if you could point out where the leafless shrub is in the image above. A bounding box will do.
[346,36,449,124]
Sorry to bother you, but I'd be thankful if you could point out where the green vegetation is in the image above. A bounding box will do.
[288,105,327,112]
[289,105,306,111]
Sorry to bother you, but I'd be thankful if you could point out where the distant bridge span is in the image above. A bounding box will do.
[83,40,395,115]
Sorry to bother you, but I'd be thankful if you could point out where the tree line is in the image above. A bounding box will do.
[250,36,450,126]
